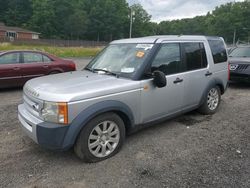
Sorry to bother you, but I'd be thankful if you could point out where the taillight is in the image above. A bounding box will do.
[69,63,76,70]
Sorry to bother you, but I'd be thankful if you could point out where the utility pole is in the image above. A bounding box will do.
[129,8,135,38]
[233,29,236,46]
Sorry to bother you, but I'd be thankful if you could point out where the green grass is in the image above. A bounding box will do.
[0,43,102,58]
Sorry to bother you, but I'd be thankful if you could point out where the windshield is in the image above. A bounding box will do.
[229,47,250,57]
[85,43,154,78]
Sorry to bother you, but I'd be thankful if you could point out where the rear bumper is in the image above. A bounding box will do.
[18,104,70,150]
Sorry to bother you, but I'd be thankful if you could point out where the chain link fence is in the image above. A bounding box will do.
[0,38,108,47]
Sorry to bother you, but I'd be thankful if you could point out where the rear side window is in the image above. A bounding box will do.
[182,43,208,71]
[42,55,52,62]
[23,52,43,63]
[208,39,227,64]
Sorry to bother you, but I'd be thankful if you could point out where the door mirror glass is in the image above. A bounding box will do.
[153,71,166,88]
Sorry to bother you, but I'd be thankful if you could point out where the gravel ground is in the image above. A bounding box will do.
[0,58,249,187]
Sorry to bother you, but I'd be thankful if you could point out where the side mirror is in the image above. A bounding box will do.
[153,71,166,88]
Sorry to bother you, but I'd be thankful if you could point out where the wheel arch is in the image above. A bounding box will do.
[215,83,225,95]
[48,69,63,74]
[199,78,225,106]
[62,100,135,149]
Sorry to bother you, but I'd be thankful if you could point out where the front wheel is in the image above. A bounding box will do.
[198,86,221,115]
[74,112,125,162]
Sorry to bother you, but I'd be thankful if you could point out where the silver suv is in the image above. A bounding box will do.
[18,36,228,162]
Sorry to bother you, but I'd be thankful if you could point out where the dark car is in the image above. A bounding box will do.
[0,50,76,88]
[228,46,250,82]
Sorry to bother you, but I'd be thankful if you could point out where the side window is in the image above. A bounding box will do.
[42,55,52,63]
[0,53,20,64]
[208,39,227,64]
[182,42,208,71]
[151,43,181,75]
[23,53,43,63]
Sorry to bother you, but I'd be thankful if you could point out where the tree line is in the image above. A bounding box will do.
[0,0,153,41]
[157,1,250,44]
[0,0,250,43]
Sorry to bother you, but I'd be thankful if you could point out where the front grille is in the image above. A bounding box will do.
[23,94,43,119]
[237,64,249,70]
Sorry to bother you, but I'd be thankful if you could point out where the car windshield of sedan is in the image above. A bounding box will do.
[85,43,154,78]
[229,47,250,58]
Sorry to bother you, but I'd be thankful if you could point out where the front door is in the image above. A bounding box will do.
[140,43,184,123]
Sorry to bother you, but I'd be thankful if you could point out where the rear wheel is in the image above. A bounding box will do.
[74,112,125,162]
[198,86,221,115]
[49,71,61,75]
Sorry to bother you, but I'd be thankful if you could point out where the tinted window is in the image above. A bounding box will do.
[208,39,227,64]
[23,53,43,63]
[43,55,52,62]
[182,42,208,71]
[0,53,20,64]
[151,43,181,75]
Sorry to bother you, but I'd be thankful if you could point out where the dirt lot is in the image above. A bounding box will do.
[0,59,249,187]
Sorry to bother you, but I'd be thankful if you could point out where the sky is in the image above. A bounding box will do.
[127,0,245,22]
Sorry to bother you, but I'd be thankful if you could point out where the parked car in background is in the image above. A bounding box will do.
[229,46,250,82]
[0,50,76,88]
[18,36,228,162]
[227,47,235,54]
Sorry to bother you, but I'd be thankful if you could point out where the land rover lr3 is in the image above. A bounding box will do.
[18,36,228,162]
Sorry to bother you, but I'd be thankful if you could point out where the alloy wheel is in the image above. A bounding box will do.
[207,88,219,111]
[88,121,120,158]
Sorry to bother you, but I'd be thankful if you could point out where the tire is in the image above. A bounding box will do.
[74,112,125,163]
[198,86,221,115]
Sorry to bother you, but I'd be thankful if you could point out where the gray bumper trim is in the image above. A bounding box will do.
[18,104,43,143]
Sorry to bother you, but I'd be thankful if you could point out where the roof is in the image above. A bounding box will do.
[0,23,40,34]
[111,35,222,44]
[0,50,48,56]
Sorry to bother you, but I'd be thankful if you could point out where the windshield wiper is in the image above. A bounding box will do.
[92,68,120,78]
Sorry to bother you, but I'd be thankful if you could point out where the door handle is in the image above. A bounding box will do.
[43,65,49,68]
[205,71,213,76]
[173,77,183,84]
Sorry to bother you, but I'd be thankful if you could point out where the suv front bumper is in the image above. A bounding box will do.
[18,104,70,150]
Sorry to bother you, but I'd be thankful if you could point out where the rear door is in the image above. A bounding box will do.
[20,52,51,82]
[180,42,210,109]
[0,52,22,88]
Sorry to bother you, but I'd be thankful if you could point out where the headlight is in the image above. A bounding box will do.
[41,102,68,124]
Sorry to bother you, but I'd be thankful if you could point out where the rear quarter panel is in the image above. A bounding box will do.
[51,60,76,73]
[205,40,228,91]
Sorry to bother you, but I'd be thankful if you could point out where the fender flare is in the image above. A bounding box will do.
[199,78,225,106]
[48,68,63,74]
[62,100,134,148]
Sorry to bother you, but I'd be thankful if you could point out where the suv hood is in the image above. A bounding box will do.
[229,57,250,64]
[24,71,140,102]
